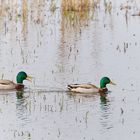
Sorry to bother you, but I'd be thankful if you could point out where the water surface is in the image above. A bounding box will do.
[0,0,140,140]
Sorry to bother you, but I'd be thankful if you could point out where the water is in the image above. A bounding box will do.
[0,0,140,139]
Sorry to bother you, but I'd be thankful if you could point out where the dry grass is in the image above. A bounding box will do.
[60,0,98,29]
[61,0,98,11]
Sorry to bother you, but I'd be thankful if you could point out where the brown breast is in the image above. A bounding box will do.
[15,84,24,90]
[99,88,108,93]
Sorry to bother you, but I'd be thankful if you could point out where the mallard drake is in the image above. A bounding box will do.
[67,77,115,93]
[0,71,32,90]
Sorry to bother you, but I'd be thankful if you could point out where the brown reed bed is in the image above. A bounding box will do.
[0,0,44,21]
[61,0,97,11]
[60,0,98,29]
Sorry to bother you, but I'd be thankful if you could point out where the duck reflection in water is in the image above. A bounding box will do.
[16,89,24,99]
[100,92,108,105]
[16,89,31,127]
[99,92,113,132]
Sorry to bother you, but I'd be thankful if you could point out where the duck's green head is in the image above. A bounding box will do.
[16,71,32,84]
[100,77,116,88]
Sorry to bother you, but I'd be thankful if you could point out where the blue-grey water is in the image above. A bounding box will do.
[0,0,140,140]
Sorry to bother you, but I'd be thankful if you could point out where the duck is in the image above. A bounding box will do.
[67,77,115,93]
[0,71,32,90]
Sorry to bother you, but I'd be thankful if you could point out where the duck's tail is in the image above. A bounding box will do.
[67,85,73,90]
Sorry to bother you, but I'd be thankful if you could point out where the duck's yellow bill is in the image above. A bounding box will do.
[110,81,116,85]
[26,76,32,82]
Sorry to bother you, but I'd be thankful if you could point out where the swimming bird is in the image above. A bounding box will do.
[67,77,115,93]
[0,71,32,90]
